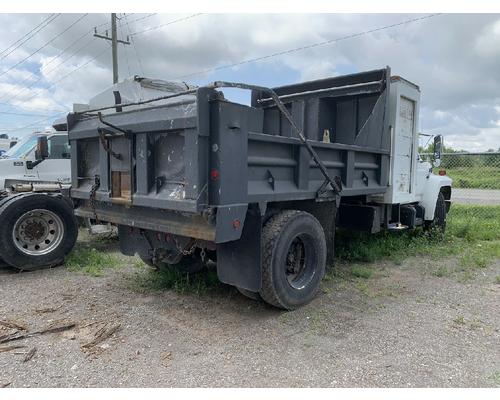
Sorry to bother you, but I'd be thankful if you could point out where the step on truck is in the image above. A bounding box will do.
[67,67,452,309]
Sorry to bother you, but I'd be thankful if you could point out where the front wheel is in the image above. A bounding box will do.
[424,192,447,233]
[0,194,78,271]
[259,210,327,310]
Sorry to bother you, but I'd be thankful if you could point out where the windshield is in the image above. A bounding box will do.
[2,134,38,159]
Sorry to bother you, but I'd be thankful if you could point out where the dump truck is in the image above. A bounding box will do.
[66,68,452,309]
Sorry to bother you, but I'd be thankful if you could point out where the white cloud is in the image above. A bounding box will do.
[0,13,498,150]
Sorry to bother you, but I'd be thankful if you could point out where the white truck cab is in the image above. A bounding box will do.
[0,131,71,191]
[372,76,452,223]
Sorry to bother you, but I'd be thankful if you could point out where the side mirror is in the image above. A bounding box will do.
[27,136,49,169]
[433,135,442,167]
[35,136,49,161]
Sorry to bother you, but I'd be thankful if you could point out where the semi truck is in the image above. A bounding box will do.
[65,67,452,309]
[0,128,78,270]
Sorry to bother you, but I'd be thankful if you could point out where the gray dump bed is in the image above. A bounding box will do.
[68,68,391,243]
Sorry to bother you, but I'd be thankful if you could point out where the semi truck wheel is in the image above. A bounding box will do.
[425,192,447,232]
[0,194,78,271]
[259,210,327,310]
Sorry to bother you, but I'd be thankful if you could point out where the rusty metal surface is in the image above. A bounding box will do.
[74,203,215,242]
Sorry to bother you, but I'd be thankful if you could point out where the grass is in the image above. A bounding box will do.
[432,265,450,277]
[128,262,223,296]
[488,371,500,386]
[350,266,373,279]
[443,166,500,190]
[452,315,466,326]
[447,205,500,241]
[68,206,499,293]
[333,205,500,282]
[65,247,120,277]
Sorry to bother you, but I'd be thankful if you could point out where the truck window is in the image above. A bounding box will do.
[2,134,38,158]
[48,135,71,159]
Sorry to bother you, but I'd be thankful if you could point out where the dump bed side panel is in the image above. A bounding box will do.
[247,68,391,199]
[68,97,207,213]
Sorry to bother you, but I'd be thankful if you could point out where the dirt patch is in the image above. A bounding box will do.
[0,247,499,387]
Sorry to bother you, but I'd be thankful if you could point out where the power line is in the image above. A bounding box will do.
[0,101,67,113]
[0,112,65,132]
[130,13,203,37]
[0,110,54,117]
[0,14,57,58]
[1,36,98,103]
[41,44,109,91]
[118,16,132,77]
[174,13,442,80]
[122,14,145,76]
[125,13,157,26]
[0,43,108,113]
[0,13,88,79]
[0,33,97,103]
[0,14,60,61]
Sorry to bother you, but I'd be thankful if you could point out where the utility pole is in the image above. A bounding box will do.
[94,13,130,84]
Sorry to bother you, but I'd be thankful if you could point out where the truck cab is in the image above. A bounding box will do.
[0,131,71,191]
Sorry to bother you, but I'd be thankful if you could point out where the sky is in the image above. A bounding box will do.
[0,13,499,151]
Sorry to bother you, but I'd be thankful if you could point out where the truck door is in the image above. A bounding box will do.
[394,97,415,194]
[35,135,71,184]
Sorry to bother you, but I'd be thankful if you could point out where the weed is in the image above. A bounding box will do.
[488,371,500,385]
[306,310,329,335]
[65,248,120,277]
[452,315,466,326]
[351,266,373,279]
[334,206,500,283]
[432,266,450,277]
[128,265,223,296]
[354,280,370,296]
[495,276,500,284]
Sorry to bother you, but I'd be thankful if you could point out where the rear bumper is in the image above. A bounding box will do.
[74,203,215,242]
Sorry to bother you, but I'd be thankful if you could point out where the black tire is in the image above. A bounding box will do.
[236,287,262,302]
[259,210,327,310]
[0,194,78,271]
[424,192,447,232]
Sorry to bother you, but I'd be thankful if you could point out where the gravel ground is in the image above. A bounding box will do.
[0,239,499,388]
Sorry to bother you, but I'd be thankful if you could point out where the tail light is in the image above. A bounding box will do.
[438,169,446,176]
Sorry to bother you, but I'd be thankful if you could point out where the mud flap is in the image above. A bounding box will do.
[216,207,262,292]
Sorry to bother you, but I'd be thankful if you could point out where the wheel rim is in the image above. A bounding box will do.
[284,234,316,290]
[12,209,65,256]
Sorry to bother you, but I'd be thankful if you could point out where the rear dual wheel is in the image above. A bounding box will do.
[238,210,327,310]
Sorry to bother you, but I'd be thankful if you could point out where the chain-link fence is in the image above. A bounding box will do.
[421,152,500,219]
